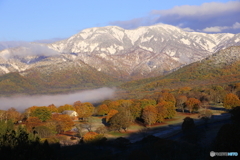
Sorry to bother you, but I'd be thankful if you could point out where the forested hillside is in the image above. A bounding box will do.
[121,46,240,92]
[0,46,239,96]
[0,66,118,95]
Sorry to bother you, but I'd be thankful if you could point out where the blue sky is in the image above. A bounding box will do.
[0,0,239,42]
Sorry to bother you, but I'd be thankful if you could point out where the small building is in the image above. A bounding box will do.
[62,110,78,120]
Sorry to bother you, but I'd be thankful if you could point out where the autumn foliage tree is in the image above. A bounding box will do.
[223,93,240,109]
[156,91,176,119]
[156,102,168,122]
[109,109,133,132]
[73,101,82,107]
[5,108,21,122]
[47,104,58,113]
[162,101,176,119]
[26,117,42,131]
[158,92,176,105]
[25,106,38,119]
[138,99,156,108]
[178,87,192,94]
[129,102,142,119]
[97,104,109,115]
[210,86,226,103]
[45,120,58,135]
[185,98,201,113]
[106,109,118,122]
[142,105,158,125]
[75,102,95,121]
[176,95,187,112]
[49,114,74,133]
[107,101,121,110]
[31,107,51,122]
[83,131,105,144]
[58,104,75,113]
[118,99,133,108]
[0,110,6,122]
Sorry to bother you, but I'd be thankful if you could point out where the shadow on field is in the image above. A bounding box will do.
[209,106,227,111]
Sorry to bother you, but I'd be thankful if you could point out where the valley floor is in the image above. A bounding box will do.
[58,104,230,146]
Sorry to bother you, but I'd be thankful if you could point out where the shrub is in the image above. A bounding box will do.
[83,132,106,144]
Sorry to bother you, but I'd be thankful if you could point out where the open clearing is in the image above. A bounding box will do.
[59,103,229,144]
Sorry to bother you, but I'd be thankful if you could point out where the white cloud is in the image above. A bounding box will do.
[110,1,240,34]
[202,26,228,33]
[200,22,240,33]
[1,43,60,59]
[233,22,240,29]
[152,1,240,18]
[181,27,195,32]
[0,41,30,51]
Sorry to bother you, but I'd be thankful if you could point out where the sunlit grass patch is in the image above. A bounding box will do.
[128,124,144,130]
[108,131,127,137]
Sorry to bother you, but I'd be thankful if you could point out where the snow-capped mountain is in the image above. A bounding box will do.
[0,23,240,79]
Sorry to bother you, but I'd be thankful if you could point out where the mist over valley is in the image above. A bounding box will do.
[0,87,115,112]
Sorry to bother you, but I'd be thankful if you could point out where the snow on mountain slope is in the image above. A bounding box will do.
[0,24,239,79]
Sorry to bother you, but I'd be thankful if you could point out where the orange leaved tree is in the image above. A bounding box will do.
[48,104,58,113]
[223,93,240,109]
[185,98,201,113]
[156,102,168,123]
[24,106,38,119]
[58,104,75,113]
[141,105,158,125]
[83,131,105,143]
[106,109,118,122]
[129,102,142,119]
[97,104,109,116]
[176,95,187,113]
[26,117,42,131]
[6,107,21,122]
[75,102,95,121]
[158,92,176,105]
[108,109,133,132]
[49,114,74,133]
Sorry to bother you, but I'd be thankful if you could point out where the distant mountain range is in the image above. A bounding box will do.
[0,23,240,94]
[121,46,240,92]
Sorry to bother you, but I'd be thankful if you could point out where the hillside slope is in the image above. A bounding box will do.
[0,61,117,95]
[121,46,240,91]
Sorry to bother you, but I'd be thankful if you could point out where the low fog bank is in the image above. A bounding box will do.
[3,43,60,59]
[0,87,116,112]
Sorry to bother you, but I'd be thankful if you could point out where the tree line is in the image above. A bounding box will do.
[1,82,240,143]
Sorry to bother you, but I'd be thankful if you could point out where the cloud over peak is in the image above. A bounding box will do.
[110,1,240,34]
[201,22,240,33]
[152,1,240,18]
[0,43,60,59]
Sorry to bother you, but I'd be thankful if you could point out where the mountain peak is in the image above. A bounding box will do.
[0,23,239,80]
